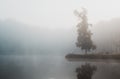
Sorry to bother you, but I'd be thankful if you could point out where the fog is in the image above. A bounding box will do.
[0,18,120,79]
[92,18,120,53]
[0,17,120,55]
[0,0,120,79]
[0,19,76,55]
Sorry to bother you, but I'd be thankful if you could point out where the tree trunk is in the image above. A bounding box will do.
[85,50,87,54]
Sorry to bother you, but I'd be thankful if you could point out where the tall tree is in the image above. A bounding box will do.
[74,8,96,54]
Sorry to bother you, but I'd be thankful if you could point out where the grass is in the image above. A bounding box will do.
[65,53,120,60]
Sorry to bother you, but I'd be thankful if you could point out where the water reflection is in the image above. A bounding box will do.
[76,63,97,79]
[0,55,120,79]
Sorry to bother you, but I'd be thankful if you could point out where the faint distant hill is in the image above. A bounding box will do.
[0,19,34,55]
[0,19,75,55]
[1,18,120,55]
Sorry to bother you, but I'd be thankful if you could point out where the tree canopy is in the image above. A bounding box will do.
[74,8,96,54]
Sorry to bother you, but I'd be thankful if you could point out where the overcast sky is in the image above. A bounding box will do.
[0,0,120,29]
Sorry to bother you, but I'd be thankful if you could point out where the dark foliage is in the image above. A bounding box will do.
[76,63,97,79]
[74,8,96,53]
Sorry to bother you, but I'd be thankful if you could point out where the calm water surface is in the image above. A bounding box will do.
[0,55,120,79]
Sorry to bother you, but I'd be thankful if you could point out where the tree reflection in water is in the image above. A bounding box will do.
[76,63,97,79]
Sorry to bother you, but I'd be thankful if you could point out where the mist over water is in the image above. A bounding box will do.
[0,18,120,79]
[1,55,120,79]
[0,55,76,79]
[0,0,120,78]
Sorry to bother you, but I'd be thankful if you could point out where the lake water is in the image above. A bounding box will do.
[0,55,120,79]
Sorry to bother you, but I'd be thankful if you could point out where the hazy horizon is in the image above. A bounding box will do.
[0,0,120,79]
[0,17,120,55]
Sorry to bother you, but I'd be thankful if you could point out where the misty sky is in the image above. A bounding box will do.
[0,0,120,54]
[0,0,120,29]
[0,1,120,79]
